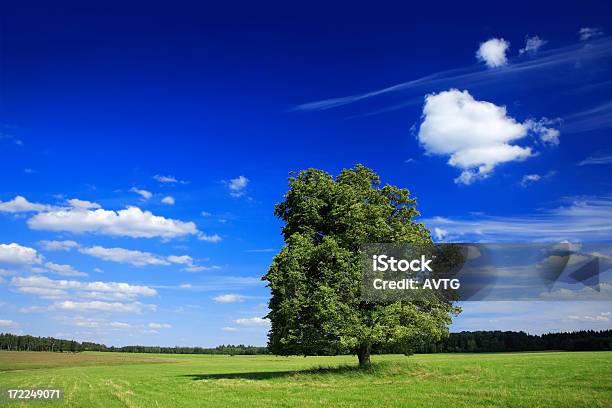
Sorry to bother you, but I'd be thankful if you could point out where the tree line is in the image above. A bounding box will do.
[412,330,612,353]
[1,330,610,354]
[0,333,267,355]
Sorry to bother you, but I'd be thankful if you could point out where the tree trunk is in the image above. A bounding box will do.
[357,346,371,367]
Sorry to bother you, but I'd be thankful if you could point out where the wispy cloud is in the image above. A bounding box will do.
[423,195,612,242]
[130,188,153,200]
[578,150,612,166]
[563,101,612,133]
[293,38,612,112]
[234,317,270,327]
[153,175,188,184]
[213,294,246,303]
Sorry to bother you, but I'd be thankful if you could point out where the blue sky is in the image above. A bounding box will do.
[1,2,611,346]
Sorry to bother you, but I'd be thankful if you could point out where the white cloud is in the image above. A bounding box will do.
[417,89,555,184]
[183,265,221,272]
[521,170,555,187]
[130,188,153,200]
[525,118,560,146]
[579,27,603,41]
[45,262,88,277]
[11,275,157,299]
[161,196,175,205]
[201,211,212,217]
[52,300,155,313]
[39,240,80,251]
[148,322,171,329]
[0,243,43,265]
[295,38,612,112]
[519,36,546,55]
[453,301,612,334]
[67,198,101,209]
[234,317,270,327]
[28,206,198,239]
[433,227,448,241]
[79,246,170,267]
[166,255,193,265]
[0,196,51,213]
[153,175,176,183]
[198,233,222,243]
[222,326,238,332]
[79,246,206,271]
[59,316,128,330]
[476,38,510,68]
[214,294,246,303]
[417,90,561,184]
[0,319,18,327]
[578,151,612,166]
[540,284,612,301]
[520,174,541,187]
[109,321,132,329]
[228,176,249,197]
[17,286,66,297]
[423,195,612,242]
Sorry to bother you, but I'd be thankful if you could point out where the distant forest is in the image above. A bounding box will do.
[413,330,612,353]
[1,330,611,354]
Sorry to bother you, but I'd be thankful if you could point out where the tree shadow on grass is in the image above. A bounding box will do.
[183,362,398,381]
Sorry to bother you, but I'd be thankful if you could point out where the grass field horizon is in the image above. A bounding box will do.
[1,350,610,407]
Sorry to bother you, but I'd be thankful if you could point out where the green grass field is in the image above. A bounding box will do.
[0,351,611,407]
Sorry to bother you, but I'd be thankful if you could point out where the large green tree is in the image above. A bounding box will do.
[264,165,460,366]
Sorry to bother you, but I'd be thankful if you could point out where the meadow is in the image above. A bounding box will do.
[0,351,610,407]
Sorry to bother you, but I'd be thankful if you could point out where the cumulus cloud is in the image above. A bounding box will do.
[198,233,222,243]
[0,319,18,327]
[28,206,198,239]
[567,312,610,322]
[525,118,560,146]
[433,227,448,241]
[79,246,171,267]
[52,300,155,313]
[579,27,603,41]
[213,294,245,303]
[519,36,546,55]
[39,240,80,251]
[78,246,206,271]
[0,243,43,265]
[67,199,101,209]
[44,262,88,277]
[165,255,193,265]
[417,89,559,184]
[161,196,175,205]
[0,196,51,213]
[476,38,510,68]
[228,176,249,197]
[130,188,153,200]
[11,275,157,300]
[234,317,270,327]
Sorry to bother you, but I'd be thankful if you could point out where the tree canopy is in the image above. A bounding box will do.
[264,165,461,366]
